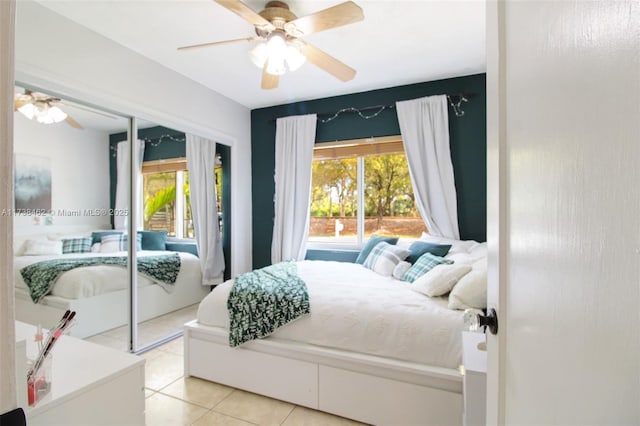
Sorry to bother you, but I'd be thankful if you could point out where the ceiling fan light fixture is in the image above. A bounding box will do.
[265,32,288,75]
[17,103,36,120]
[285,41,306,71]
[249,42,268,68]
[266,32,287,59]
[43,106,68,124]
[266,55,287,76]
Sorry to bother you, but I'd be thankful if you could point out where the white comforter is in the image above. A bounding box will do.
[14,251,202,300]
[197,260,465,369]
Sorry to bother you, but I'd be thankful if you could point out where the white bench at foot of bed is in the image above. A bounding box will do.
[184,320,463,426]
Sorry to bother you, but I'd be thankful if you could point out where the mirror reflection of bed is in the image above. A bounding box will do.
[12,86,228,352]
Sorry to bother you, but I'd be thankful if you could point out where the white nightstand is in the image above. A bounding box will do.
[461,331,487,426]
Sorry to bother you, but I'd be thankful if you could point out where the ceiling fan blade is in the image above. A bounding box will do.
[301,42,356,82]
[215,0,275,32]
[261,61,279,90]
[284,1,363,37]
[64,115,83,130]
[178,36,262,51]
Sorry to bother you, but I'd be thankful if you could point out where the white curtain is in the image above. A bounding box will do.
[186,134,224,284]
[271,114,317,263]
[396,95,460,239]
[0,0,16,412]
[114,140,145,230]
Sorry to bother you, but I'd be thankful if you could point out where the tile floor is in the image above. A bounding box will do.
[86,308,366,426]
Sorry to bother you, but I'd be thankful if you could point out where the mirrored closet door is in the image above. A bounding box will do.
[130,123,208,350]
[12,84,231,354]
[12,84,132,350]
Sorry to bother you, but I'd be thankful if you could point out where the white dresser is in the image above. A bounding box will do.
[462,331,487,426]
[15,321,145,426]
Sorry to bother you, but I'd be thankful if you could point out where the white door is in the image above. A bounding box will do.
[486,1,640,424]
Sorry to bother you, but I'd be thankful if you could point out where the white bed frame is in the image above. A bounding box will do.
[184,320,463,426]
[16,280,211,339]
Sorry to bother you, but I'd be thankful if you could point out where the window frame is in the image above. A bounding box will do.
[307,135,421,250]
[142,157,192,239]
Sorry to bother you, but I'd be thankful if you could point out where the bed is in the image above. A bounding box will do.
[185,236,487,426]
[14,232,211,339]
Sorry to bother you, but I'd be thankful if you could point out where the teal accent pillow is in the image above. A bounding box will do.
[405,241,452,264]
[91,231,123,246]
[138,231,168,251]
[402,252,454,283]
[355,235,399,264]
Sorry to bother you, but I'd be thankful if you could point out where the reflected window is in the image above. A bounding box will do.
[142,155,222,237]
[142,158,192,238]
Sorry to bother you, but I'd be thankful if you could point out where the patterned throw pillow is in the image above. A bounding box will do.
[355,235,399,264]
[61,237,92,254]
[362,241,410,277]
[100,233,142,253]
[402,252,454,283]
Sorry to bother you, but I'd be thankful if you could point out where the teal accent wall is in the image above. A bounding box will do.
[109,126,232,280]
[251,73,486,269]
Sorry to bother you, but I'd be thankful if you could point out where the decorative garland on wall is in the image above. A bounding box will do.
[277,92,474,124]
[110,133,186,157]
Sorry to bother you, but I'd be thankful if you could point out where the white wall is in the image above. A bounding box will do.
[14,0,253,275]
[13,113,111,233]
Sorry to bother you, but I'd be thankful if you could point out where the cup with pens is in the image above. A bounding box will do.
[27,310,76,406]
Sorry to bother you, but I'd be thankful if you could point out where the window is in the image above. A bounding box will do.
[142,158,192,238]
[142,157,223,238]
[308,136,426,246]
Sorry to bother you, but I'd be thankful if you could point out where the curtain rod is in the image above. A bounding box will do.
[268,92,475,123]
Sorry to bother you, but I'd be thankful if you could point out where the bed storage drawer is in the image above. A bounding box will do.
[187,337,319,408]
[318,365,463,426]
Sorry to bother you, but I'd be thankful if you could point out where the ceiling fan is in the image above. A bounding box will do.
[178,0,364,90]
[14,90,83,129]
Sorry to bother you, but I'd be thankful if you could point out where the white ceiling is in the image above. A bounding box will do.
[35,0,486,110]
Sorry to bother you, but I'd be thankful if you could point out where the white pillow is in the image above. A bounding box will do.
[100,234,128,253]
[411,264,472,297]
[91,243,102,253]
[22,239,63,256]
[448,259,487,310]
[393,261,411,280]
[363,241,410,277]
[100,233,142,253]
[420,232,480,254]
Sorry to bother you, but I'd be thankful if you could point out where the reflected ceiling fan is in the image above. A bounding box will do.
[14,90,83,129]
[178,0,364,89]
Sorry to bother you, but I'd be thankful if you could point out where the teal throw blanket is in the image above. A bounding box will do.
[227,261,310,347]
[21,253,182,303]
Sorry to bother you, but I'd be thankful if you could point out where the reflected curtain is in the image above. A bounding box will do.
[271,114,317,263]
[0,0,16,412]
[186,134,224,284]
[114,140,144,230]
[396,95,460,239]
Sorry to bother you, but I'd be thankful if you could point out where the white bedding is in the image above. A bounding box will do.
[14,251,202,300]
[197,260,465,369]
